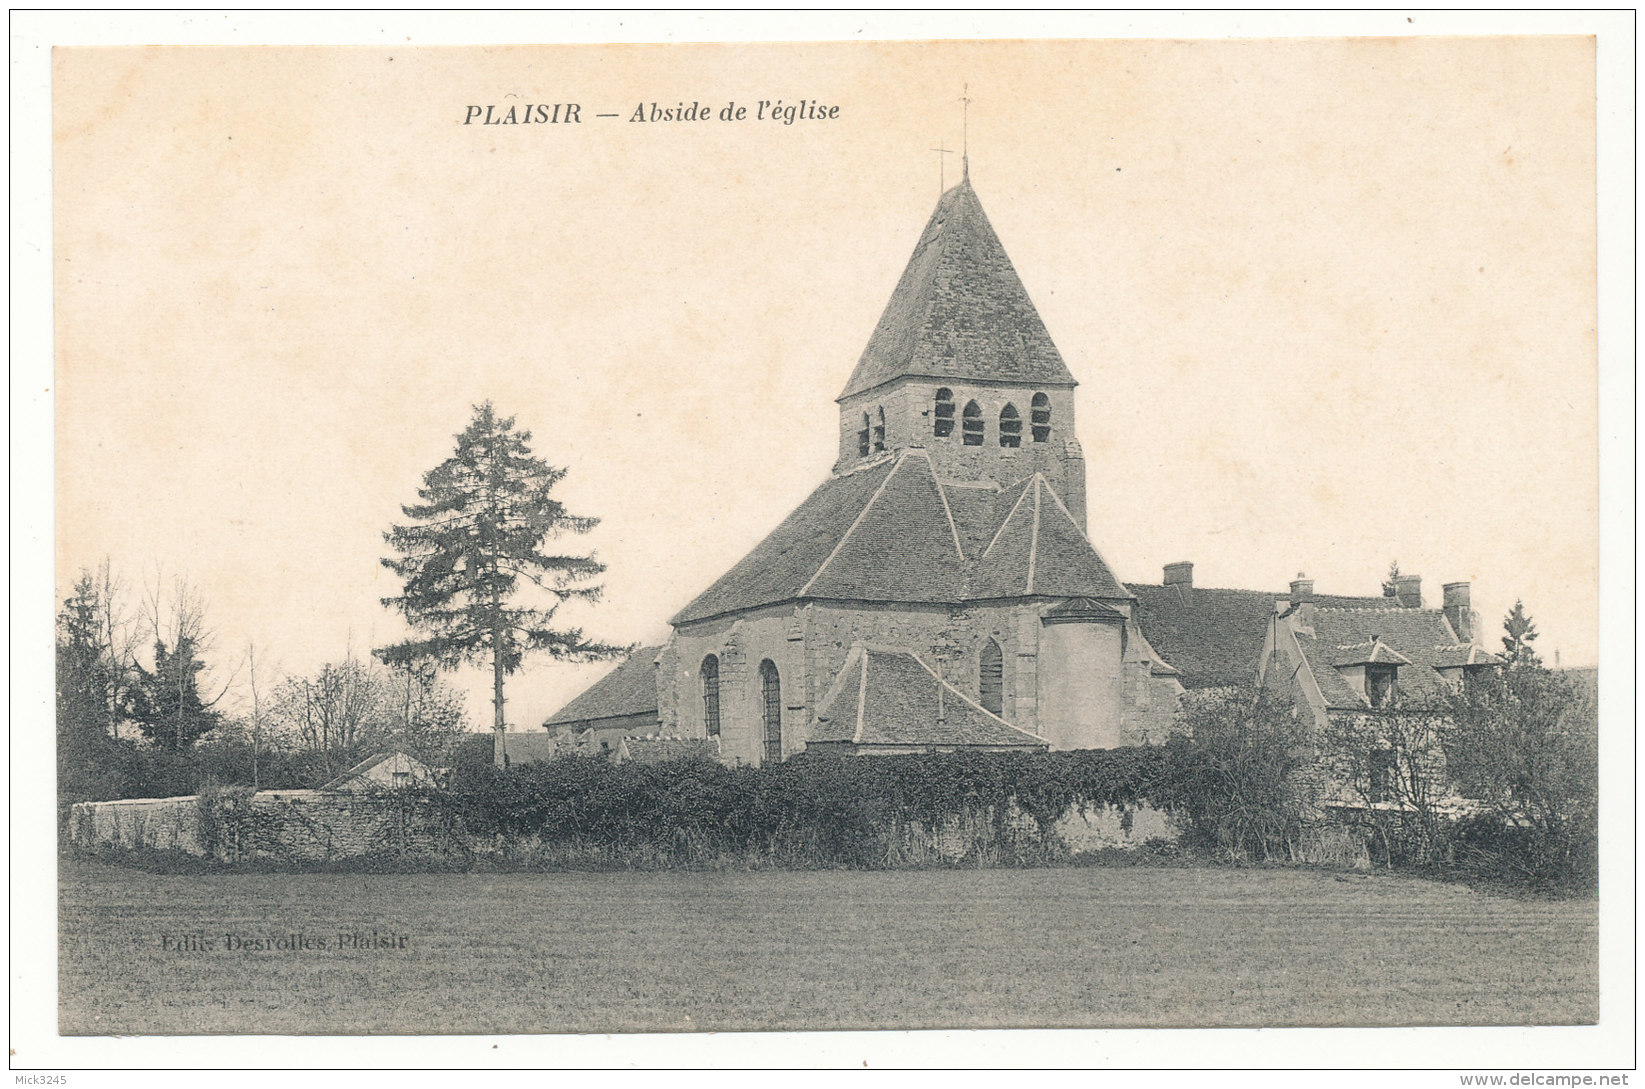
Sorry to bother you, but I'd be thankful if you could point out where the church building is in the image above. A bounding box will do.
[545,169,1187,764]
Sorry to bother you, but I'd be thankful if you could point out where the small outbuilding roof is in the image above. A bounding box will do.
[543,646,663,727]
[319,750,432,792]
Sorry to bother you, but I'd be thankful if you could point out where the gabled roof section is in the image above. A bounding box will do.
[1129,584,1392,690]
[320,750,433,791]
[671,461,896,624]
[1292,607,1479,709]
[810,644,1047,750]
[673,461,1127,626]
[802,451,968,603]
[942,481,1007,557]
[1431,644,1506,669]
[968,478,1037,598]
[967,475,1128,601]
[1332,639,1415,668]
[543,646,663,726]
[839,179,1078,400]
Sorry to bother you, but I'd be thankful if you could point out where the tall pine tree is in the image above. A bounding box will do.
[377,402,625,764]
[1501,598,1543,668]
[129,634,223,751]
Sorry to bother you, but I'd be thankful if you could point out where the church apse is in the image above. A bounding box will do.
[552,173,1169,760]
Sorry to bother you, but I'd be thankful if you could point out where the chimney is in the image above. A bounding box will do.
[1289,572,1315,605]
[1163,562,1193,604]
[1392,573,1422,609]
[1443,581,1475,642]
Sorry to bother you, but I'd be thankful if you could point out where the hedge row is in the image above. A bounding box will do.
[428,747,1174,868]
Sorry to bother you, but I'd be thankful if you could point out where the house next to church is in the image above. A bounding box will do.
[535,169,1501,768]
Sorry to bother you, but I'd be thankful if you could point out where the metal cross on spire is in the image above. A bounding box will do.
[930,142,956,193]
[960,83,971,179]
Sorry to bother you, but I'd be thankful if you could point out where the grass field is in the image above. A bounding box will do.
[59,857,1596,1034]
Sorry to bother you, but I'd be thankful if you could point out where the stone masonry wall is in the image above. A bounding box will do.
[70,790,445,863]
[68,796,205,855]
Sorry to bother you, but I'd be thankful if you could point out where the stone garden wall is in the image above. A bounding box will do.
[69,789,447,863]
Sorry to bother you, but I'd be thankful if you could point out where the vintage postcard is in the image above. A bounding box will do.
[16,11,1633,1073]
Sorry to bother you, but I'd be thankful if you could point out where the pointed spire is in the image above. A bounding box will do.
[960,83,971,180]
[838,178,1077,400]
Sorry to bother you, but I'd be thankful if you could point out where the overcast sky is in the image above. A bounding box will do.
[53,37,1598,728]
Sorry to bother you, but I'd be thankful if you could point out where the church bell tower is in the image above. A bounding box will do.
[831,175,1087,531]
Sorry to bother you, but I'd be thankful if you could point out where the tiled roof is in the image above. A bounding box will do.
[319,750,432,791]
[838,178,1078,400]
[1005,479,1128,599]
[1293,607,1471,709]
[810,643,1047,750]
[542,646,663,726]
[942,482,1010,558]
[1431,644,1506,669]
[1129,584,1392,690]
[672,453,1129,625]
[802,451,967,603]
[1332,640,1414,667]
[1044,597,1129,621]
[671,462,898,624]
[494,732,559,766]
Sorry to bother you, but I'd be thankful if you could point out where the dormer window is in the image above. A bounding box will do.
[933,388,955,438]
[999,404,1022,448]
[1031,393,1051,442]
[1366,664,1397,708]
[873,407,886,453]
[962,400,983,445]
[857,412,871,457]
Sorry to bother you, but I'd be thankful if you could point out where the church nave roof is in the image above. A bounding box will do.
[671,450,1129,625]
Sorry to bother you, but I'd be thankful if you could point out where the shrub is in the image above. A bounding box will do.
[1444,667,1598,890]
[1162,689,1317,861]
[427,747,1172,869]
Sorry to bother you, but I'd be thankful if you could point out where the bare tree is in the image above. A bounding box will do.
[1324,702,1457,868]
[268,655,394,775]
[247,642,265,791]
[131,569,236,750]
[89,559,141,739]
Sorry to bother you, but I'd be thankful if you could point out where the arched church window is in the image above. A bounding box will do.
[999,404,1022,448]
[857,412,871,457]
[759,659,783,765]
[962,401,984,446]
[1031,393,1051,443]
[873,407,886,453]
[980,640,1004,716]
[700,655,721,737]
[933,388,955,438]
